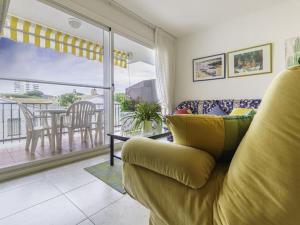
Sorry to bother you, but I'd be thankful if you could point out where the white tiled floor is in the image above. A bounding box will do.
[0,154,150,225]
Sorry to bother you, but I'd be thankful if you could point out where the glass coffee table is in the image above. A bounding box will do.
[107,130,171,166]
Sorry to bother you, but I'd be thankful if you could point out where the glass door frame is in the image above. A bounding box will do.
[42,0,116,138]
[3,0,116,145]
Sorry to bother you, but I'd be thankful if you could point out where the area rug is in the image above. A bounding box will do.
[85,159,126,194]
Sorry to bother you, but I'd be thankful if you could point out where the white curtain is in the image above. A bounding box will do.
[155,27,176,114]
[0,0,10,36]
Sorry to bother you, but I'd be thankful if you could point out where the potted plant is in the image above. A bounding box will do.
[121,102,162,133]
[117,95,139,131]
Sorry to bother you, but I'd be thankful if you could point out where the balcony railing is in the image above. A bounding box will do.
[0,102,121,143]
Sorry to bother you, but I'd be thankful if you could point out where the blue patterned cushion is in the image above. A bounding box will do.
[219,100,234,114]
[203,100,218,114]
[176,99,261,115]
[239,99,261,109]
[175,100,199,114]
[207,105,228,115]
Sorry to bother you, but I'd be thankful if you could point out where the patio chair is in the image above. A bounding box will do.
[92,109,104,145]
[62,101,96,149]
[19,104,51,153]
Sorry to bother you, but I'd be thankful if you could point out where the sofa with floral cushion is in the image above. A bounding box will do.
[122,67,300,225]
[175,99,261,115]
[165,99,261,141]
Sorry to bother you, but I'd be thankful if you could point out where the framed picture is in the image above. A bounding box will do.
[285,36,300,68]
[227,43,272,78]
[193,53,226,82]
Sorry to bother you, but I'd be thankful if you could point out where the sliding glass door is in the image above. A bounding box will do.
[0,0,115,168]
[113,33,157,132]
[0,0,157,169]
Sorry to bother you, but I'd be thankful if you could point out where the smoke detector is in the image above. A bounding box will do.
[68,18,82,29]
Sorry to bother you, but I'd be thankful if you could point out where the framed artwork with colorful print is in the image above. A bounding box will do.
[193,53,226,82]
[285,36,300,68]
[227,43,272,78]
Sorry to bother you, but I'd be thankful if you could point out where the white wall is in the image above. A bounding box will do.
[175,0,300,104]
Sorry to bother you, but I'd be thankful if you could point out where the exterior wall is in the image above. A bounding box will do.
[126,79,158,103]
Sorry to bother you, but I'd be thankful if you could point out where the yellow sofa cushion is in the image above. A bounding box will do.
[230,107,254,116]
[166,115,224,159]
[217,66,300,225]
[166,114,253,161]
[122,137,215,189]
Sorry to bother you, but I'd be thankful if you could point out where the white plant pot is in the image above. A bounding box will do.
[143,120,152,133]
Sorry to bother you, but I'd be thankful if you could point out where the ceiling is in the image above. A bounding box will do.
[113,0,285,37]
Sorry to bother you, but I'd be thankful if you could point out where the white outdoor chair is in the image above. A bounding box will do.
[62,101,96,149]
[19,104,51,153]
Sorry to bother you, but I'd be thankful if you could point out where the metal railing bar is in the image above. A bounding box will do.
[18,106,21,142]
[2,105,4,144]
[10,104,13,143]
[0,77,111,90]
[0,102,121,143]
[0,125,121,142]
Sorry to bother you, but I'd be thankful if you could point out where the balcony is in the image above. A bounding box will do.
[0,0,157,171]
[0,95,122,169]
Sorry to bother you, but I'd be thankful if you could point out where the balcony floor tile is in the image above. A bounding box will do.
[0,133,105,169]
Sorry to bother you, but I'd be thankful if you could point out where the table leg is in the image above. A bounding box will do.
[97,111,103,145]
[110,136,114,166]
[94,113,99,145]
[56,116,63,150]
[50,114,56,152]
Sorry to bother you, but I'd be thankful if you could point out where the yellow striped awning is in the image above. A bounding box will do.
[2,15,128,68]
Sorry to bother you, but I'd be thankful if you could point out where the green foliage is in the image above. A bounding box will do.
[25,90,44,97]
[0,90,44,99]
[1,93,29,99]
[121,102,162,131]
[120,98,138,112]
[114,93,126,103]
[58,93,81,107]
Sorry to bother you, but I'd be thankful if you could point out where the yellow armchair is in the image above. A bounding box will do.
[122,67,300,225]
[122,137,216,189]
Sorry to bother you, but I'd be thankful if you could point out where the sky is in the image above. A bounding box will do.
[0,38,156,96]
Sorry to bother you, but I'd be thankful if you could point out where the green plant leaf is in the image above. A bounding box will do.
[120,102,162,131]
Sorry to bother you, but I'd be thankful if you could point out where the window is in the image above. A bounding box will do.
[0,0,158,169]
[113,34,157,130]
[0,0,116,167]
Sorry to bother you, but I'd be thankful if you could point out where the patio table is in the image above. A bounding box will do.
[36,108,103,152]
[37,109,67,152]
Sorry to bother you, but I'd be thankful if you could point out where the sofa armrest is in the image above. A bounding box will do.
[122,137,215,189]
